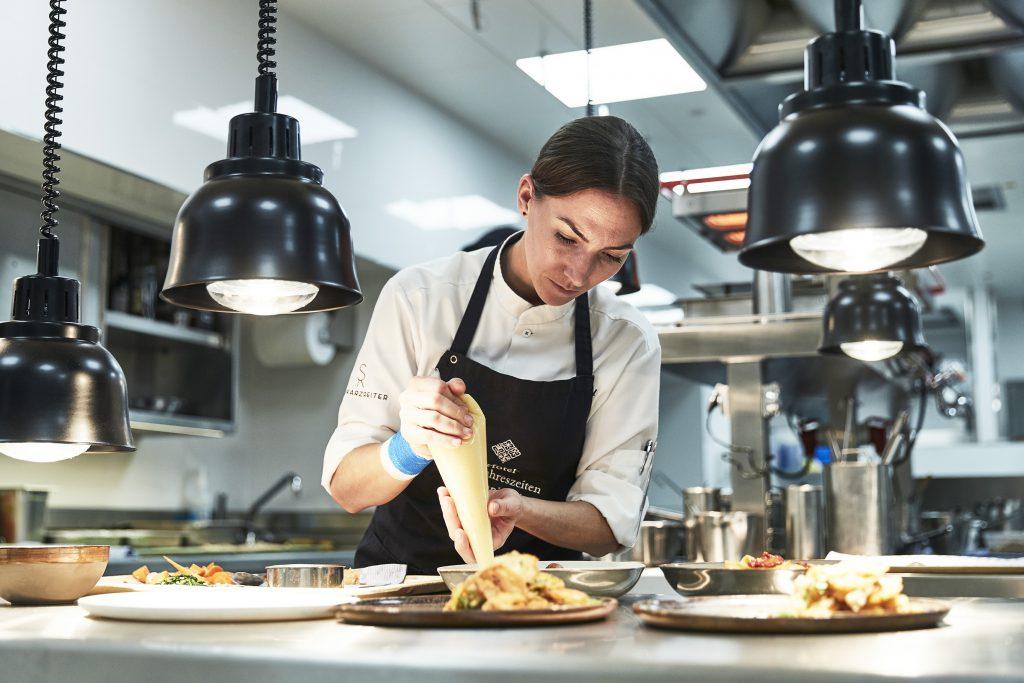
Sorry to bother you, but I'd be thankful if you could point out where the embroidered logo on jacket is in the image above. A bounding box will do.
[491,439,522,463]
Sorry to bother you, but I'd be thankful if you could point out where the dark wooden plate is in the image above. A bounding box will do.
[336,595,618,628]
[633,595,951,634]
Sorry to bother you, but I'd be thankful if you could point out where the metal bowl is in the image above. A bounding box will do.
[0,544,109,604]
[265,563,346,588]
[660,562,808,598]
[438,561,645,598]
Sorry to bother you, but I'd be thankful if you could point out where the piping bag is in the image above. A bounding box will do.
[430,394,494,566]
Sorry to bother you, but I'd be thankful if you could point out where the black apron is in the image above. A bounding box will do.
[355,237,595,575]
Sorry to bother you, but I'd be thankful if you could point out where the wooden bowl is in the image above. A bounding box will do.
[0,545,109,605]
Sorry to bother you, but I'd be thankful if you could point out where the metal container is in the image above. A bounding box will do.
[265,563,346,588]
[696,511,765,562]
[613,520,685,566]
[824,461,896,555]
[660,562,805,598]
[683,487,721,521]
[0,488,49,543]
[785,485,824,559]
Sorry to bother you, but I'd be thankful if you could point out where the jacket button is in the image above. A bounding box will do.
[522,329,533,337]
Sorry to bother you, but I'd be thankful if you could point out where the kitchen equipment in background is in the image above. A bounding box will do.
[0,545,108,605]
[0,0,134,462]
[161,0,361,315]
[819,276,927,362]
[683,487,722,520]
[683,486,722,561]
[696,511,764,562]
[824,461,897,555]
[918,511,955,554]
[0,488,49,543]
[740,0,984,274]
[266,564,346,588]
[251,312,337,367]
[785,485,824,559]
[616,520,685,566]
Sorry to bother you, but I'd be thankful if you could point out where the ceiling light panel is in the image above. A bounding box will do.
[174,96,357,144]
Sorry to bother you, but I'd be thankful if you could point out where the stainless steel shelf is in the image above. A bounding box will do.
[129,409,233,438]
[105,310,227,350]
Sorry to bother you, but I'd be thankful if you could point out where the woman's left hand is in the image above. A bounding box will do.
[438,487,523,563]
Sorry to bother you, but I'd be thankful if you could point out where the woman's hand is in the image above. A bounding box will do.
[438,487,524,563]
[398,377,475,457]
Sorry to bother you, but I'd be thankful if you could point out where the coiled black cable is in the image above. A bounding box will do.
[40,0,67,241]
[257,0,278,77]
[584,0,594,117]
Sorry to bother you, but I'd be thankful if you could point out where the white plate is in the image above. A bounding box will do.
[78,586,351,622]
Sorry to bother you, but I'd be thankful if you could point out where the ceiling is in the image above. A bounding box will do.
[285,0,1024,299]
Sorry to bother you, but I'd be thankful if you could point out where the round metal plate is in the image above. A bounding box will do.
[336,595,618,628]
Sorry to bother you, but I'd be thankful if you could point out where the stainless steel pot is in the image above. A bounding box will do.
[608,520,685,566]
[0,488,49,543]
[696,511,764,562]
[265,564,346,588]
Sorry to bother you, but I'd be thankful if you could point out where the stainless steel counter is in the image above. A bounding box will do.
[0,571,1021,683]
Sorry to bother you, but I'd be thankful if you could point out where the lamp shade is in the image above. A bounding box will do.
[161,90,362,314]
[0,254,134,454]
[0,322,134,452]
[740,25,983,274]
[819,274,926,360]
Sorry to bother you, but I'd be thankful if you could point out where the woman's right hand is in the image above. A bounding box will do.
[398,377,475,457]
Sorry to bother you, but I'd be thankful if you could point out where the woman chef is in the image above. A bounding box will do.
[322,116,662,575]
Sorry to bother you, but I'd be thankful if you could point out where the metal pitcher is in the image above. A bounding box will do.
[824,461,897,555]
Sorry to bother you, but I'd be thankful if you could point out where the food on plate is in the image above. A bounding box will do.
[791,561,911,615]
[725,552,808,570]
[445,552,597,611]
[130,556,236,586]
[545,562,565,569]
[430,393,494,566]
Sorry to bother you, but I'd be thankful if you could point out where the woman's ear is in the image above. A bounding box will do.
[517,174,534,217]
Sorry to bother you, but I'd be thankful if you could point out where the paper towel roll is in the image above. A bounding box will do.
[252,312,337,368]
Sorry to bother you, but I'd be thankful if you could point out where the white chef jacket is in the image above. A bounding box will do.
[322,237,661,549]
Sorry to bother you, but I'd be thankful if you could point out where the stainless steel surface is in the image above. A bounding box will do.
[4,581,1024,681]
[438,561,645,599]
[785,484,824,559]
[825,461,897,555]
[660,562,804,598]
[0,488,49,543]
[901,573,1024,599]
[752,271,792,315]
[696,511,764,562]
[658,312,822,364]
[682,487,721,521]
[265,564,346,588]
[725,361,769,541]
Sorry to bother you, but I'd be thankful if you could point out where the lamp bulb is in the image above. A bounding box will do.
[791,228,927,273]
[840,340,904,362]
[0,442,89,463]
[207,279,319,316]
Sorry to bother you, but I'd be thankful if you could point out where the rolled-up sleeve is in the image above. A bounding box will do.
[566,331,661,549]
[321,277,419,491]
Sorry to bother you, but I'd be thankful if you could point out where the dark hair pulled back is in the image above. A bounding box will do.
[530,116,660,234]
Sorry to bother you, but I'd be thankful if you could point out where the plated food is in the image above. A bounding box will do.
[445,551,597,611]
[130,556,238,586]
[792,561,909,616]
[438,559,644,598]
[725,552,807,570]
[637,560,950,634]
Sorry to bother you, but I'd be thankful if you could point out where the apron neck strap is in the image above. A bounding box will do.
[450,235,593,379]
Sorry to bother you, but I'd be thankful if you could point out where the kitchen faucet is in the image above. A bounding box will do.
[241,472,302,545]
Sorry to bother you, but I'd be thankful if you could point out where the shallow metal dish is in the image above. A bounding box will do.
[660,562,810,598]
[634,595,950,634]
[438,560,645,598]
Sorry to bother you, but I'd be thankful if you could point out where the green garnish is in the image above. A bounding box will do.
[161,574,206,586]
